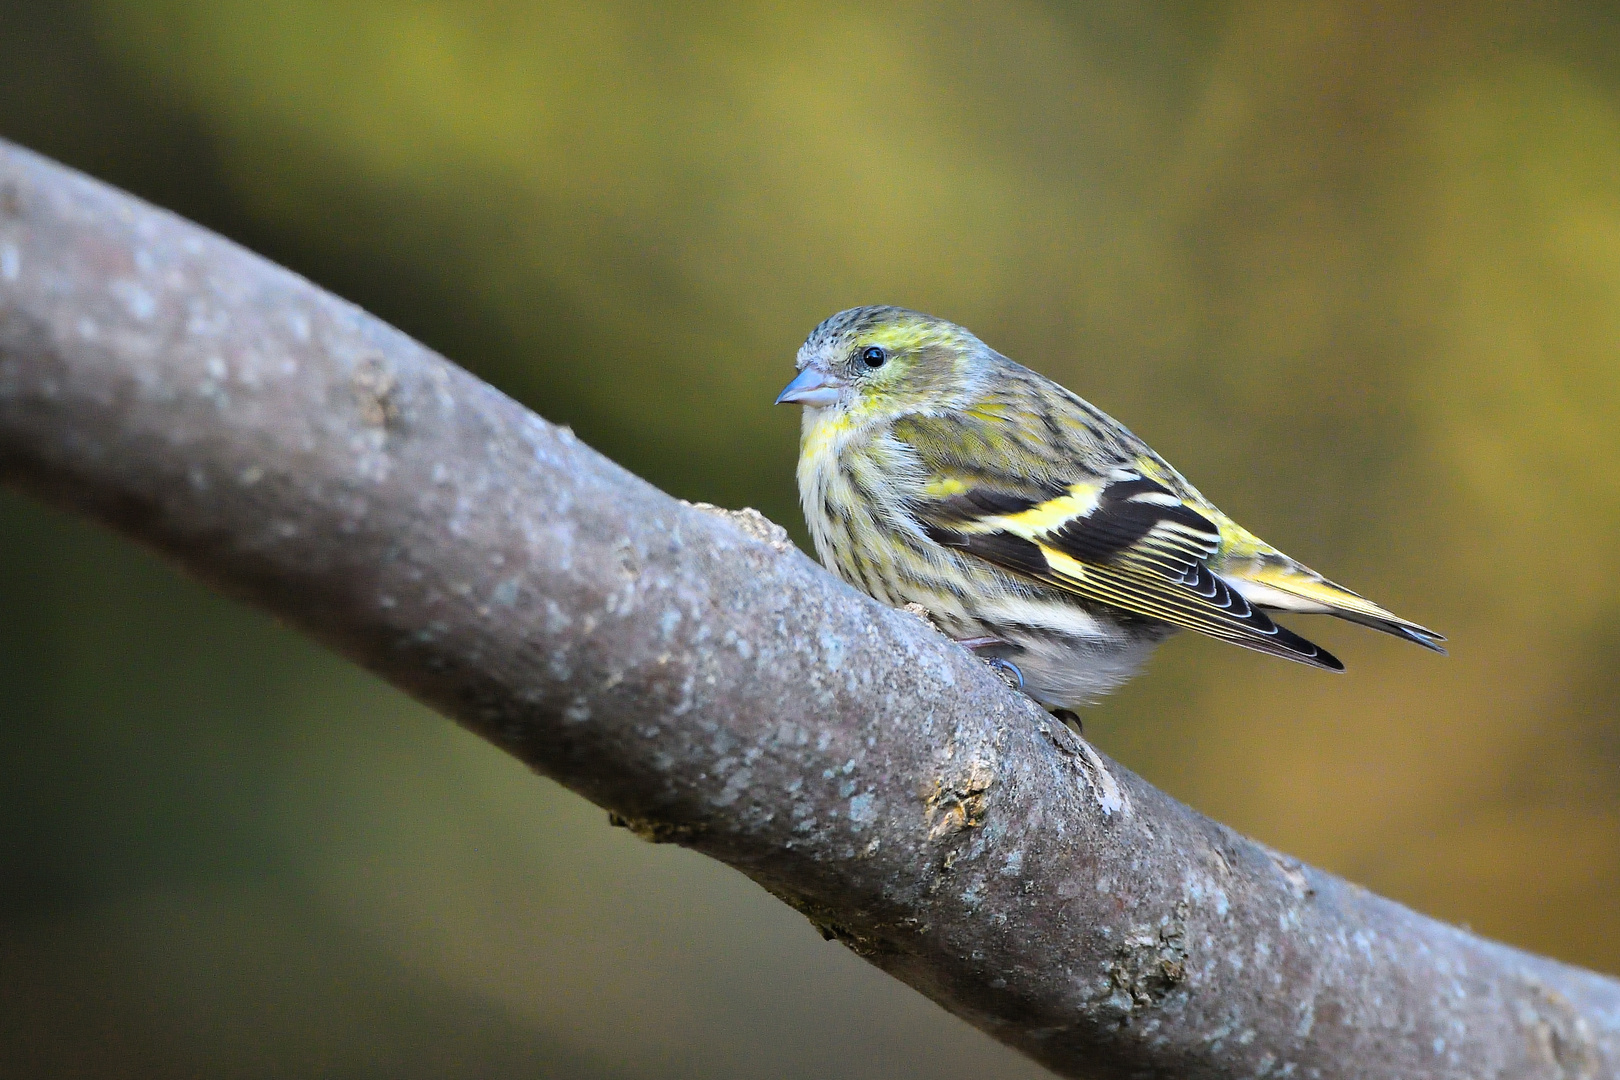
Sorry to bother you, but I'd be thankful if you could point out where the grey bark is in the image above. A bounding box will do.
[0,137,1616,1080]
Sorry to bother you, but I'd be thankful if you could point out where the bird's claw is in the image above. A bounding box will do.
[952,635,1025,692]
[983,656,1025,692]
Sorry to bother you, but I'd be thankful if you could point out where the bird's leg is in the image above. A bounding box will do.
[954,635,1025,693]
[905,605,1028,696]
[955,636,1082,735]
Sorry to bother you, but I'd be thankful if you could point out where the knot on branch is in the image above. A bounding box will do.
[607,811,706,845]
[1519,976,1602,1080]
[686,502,792,552]
[1101,911,1190,1020]
[351,355,398,429]
[927,750,995,843]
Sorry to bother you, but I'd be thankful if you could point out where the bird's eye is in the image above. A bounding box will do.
[860,346,887,369]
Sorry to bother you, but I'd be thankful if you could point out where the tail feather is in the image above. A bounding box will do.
[1224,561,1447,655]
[1329,609,1448,654]
[1264,623,1345,672]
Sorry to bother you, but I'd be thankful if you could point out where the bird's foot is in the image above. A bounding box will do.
[1050,708,1083,737]
[953,635,1025,693]
[983,656,1025,692]
[955,637,1079,733]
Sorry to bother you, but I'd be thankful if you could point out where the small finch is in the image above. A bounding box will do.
[777,306,1443,712]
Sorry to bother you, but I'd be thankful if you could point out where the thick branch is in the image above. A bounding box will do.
[1,138,1616,1080]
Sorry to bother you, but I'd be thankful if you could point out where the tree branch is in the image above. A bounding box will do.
[1,137,1616,1080]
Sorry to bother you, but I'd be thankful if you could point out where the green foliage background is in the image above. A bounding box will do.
[3,3,1619,1076]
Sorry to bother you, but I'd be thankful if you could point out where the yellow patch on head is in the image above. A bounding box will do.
[856,312,977,357]
[861,317,934,353]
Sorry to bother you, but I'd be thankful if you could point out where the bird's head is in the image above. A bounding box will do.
[776,306,986,422]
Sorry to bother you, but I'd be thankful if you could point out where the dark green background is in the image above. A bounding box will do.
[4,3,1619,1076]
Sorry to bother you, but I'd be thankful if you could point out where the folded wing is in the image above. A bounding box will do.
[911,469,1345,671]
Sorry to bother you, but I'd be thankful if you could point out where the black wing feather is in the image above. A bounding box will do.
[911,473,1343,671]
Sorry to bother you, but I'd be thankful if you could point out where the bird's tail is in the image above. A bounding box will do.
[1222,559,1448,654]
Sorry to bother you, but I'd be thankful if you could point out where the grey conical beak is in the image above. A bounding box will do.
[775,367,841,407]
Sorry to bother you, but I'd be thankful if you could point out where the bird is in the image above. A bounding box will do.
[775,305,1444,716]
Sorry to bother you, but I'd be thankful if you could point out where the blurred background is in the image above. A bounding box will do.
[3,1,1619,1076]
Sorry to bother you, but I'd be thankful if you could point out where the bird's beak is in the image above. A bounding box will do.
[775,366,841,407]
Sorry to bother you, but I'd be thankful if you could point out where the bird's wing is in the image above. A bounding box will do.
[896,413,1342,670]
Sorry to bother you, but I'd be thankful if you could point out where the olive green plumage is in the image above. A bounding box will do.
[776,306,1444,709]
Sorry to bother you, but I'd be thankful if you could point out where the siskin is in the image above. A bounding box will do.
[776,306,1443,713]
